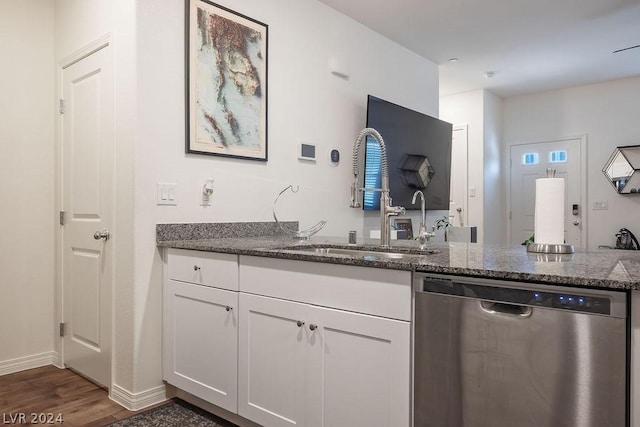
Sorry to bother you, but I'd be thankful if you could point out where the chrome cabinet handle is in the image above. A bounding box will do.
[93,230,110,241]
[296,320,305,328]
[193,265,201,271]
[225,306,232,312]
[309,324,318,331]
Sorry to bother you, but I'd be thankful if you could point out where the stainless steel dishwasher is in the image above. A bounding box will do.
[414,273,628,427]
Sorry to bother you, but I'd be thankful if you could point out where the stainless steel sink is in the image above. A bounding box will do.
[277,246,436,261]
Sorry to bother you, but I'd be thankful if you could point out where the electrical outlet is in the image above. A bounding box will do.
[201,188,211,206]
[201,179,214,206]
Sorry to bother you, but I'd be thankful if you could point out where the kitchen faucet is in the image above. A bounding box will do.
[350,128,405,248]
[412,190,435,249]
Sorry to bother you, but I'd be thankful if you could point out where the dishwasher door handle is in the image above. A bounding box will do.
[479,300,533,318]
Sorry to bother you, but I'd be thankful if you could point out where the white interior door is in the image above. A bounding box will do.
[61,44,114,387]
[509,138,584,247]
[449,125,468,227]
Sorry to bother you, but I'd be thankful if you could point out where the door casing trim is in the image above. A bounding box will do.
[54,33,114,389]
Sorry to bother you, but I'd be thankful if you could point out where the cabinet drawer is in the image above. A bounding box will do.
[239,255,411,321]
[167,248,238,291]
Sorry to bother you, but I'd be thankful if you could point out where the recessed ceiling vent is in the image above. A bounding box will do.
[613,44,640,54]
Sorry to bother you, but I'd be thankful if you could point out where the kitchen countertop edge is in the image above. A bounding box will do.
[157,236,640,291]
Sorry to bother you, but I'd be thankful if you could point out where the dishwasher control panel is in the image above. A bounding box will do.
[534,291,610,315]
[423,279,612,315]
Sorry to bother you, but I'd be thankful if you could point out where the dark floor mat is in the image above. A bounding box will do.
[107,399,239,427]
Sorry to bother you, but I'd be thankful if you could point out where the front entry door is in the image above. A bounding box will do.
[509,138,584,247]
[61,44,114,387]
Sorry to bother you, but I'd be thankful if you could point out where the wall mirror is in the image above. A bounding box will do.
[603,145,640,194]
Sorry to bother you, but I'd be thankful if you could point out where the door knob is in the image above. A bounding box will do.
[93,229,110,241]
[572,220,580,226]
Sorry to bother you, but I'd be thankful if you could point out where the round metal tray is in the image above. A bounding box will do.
[526,242,575,254]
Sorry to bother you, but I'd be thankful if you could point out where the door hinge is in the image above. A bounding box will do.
[59,322,65,337]
[59,99,65,115]
[59,211,65,225]
[509,211,512,220]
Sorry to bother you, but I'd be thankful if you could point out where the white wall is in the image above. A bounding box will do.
[440,90,486,243]
[502,76,640,249]
[0,0,55,370]
[440,89,506,245]
[0,0,438,401]
[134,0,439,391]
[483,90,504,244]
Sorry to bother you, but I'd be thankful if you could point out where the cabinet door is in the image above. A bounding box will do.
[305,305,411,427]
[164,280,238,412]
[167,248,238,290]
[238,293,308,427]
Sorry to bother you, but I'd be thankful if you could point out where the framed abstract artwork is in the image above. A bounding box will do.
[186,0,268,161]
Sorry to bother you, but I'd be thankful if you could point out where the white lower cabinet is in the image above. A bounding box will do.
[164,251,411,427]
[238,292,411,427]
[163,279,238,413]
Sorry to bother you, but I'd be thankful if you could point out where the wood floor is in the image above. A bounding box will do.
[0,365,155,426]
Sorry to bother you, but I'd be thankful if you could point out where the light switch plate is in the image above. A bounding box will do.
[157,183,177,206]
[592,200,608,210]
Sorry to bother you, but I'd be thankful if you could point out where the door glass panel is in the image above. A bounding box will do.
[522,153,538,165]
[550,150,567,163]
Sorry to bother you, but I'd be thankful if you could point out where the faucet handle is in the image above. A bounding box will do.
[394,206,406,215]
[349,179,361,208]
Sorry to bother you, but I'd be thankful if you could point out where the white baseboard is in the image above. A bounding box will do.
[0,351,58,376]
[52,352,63,369]
[110,383,168,411]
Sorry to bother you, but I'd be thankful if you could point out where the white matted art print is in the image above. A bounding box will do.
[186,0,268,161]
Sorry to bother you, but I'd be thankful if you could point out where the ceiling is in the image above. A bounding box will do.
[318,0,640,97]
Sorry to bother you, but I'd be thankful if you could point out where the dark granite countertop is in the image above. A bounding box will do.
[157,230,640,291]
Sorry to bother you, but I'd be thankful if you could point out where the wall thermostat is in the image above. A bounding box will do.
[329,148,340,167]
[298,143,316,161]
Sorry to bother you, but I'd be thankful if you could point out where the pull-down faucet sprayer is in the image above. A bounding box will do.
[350,128,405,248]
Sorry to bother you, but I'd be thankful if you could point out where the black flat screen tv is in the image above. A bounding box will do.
[363,95,452,211]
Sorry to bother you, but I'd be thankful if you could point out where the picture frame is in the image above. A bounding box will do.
[394,218,414,240]
[185,0,268,161]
